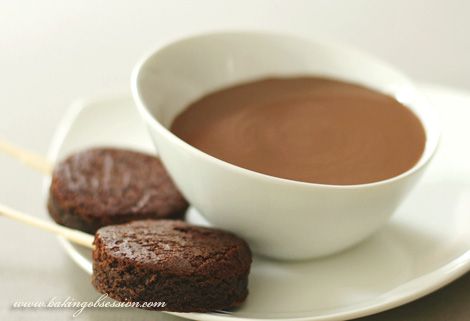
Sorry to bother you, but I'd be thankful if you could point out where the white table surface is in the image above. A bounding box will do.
[1,1,469,320]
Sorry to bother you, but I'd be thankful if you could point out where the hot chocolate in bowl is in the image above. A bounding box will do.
[170,76,426,186]
[132,32,440,260]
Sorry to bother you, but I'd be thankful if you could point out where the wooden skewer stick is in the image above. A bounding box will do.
[0,137,53,175]
[0,139,93,247]
[0,202,94,249]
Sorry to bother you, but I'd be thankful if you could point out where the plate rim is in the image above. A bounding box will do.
[46,86,470,321]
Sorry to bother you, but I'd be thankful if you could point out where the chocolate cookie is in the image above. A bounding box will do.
[92,220,252,312]
[48,148,188,233]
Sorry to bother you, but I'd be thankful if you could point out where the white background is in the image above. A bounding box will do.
[0,1,469,320]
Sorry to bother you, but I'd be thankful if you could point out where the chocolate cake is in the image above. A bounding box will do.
[92,220,252,312]
[48,148,188,233]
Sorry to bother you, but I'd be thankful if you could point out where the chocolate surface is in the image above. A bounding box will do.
[48,148,188,233]
[171,77,426,185]
[92,220,252,312]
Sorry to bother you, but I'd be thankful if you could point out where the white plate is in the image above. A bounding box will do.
[46,85,470,321]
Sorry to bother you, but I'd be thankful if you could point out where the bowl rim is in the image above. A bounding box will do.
[131,30,441,190]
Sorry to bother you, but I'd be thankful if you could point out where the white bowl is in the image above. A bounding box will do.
[131,31,440,260]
